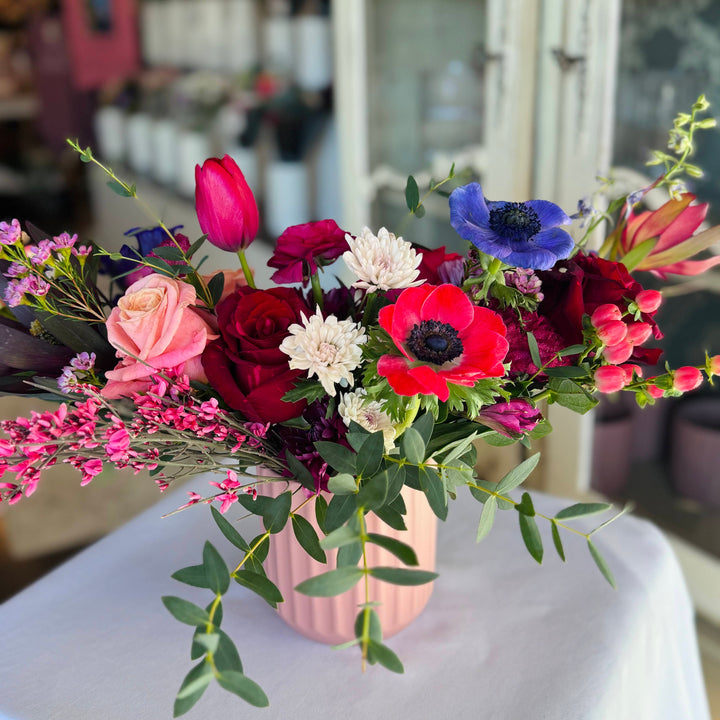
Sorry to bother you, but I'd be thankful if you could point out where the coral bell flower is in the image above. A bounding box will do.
[377,284,508,402]
[613,193,720,278]
[195,155,259,252]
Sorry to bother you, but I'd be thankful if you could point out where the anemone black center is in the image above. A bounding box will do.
[407,320,464,365]
[488,202,541,242]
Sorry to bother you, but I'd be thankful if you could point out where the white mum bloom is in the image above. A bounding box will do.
[338,389,396,452]
[279,309,367,396]
[342,226,424,292]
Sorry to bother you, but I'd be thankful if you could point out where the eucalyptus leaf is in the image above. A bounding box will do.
[234,570,283,607]
[356,431,384,477]
[262,491,292,534]
[476,496,497,543]
[518,514,543,564]
[217,671,269,708]
[319,524,361,550]
[337,541,363,568]
[173,661,213,716]
[373,504,407,531]
[495,453,541,495]
[551,521,566,562]
[162,596,211,627]
[202,541,230,595]
[192,632,220,655]
[214,630,243,673]
[527,331,542,370]
[400,427,425,464]
[211,506,250,552]
[327,473,357,495]
[292,514,326,563]
[418,465,447,521]
[588,539,616,588]
[554,502,612,520]
[295,566,364,597]
[325,493,356,533]
[315,494,328,534]
[412,411,435,446]
[367,640,404,673]
[354,607,383,642]
[515,492,535,517]
[405,174,420,211]
[357,470,388,511]
[315,441,357,475]
[171,564,210,589]
[285,450,317,492]
[368,567,438,586]
[366,533,418,566]
[207,272,225,306]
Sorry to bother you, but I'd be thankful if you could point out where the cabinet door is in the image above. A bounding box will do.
[333,0,540,243]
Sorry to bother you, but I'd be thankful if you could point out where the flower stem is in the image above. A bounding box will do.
[310,271,324,311]
[237,249,256,289]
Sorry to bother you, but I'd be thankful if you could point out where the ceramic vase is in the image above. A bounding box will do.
[260,473,437,645]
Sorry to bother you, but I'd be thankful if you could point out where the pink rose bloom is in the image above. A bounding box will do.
[268,219,349,285]
[103,274,218,399]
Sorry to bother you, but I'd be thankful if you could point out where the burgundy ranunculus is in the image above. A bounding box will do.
[195,155,259,252]
[416,246,464,285]
[268,219,349,285]
[537,252,663,365]
[501,309,569,377]
[476,399,543,438]
[201,286,310,423]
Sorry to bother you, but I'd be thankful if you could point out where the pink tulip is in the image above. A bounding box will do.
[195,155,259,252]
[614,193,720,278]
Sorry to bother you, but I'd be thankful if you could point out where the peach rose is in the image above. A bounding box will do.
[102,274,218,399]
[201,267,250,304]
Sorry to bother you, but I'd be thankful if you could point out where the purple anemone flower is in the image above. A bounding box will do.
[449,183,574,270]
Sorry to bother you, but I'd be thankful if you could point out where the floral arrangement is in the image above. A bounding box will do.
[1,97,719,714]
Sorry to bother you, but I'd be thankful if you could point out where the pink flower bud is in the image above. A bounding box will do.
[621,364,642,383]
[646,381,664,399]
[595,365,628,393]
[672,366,703,392]
[591,303,623,327]
[709,355,720,376]
[626,322,652,345]
[596,320,627,346]
[635,289,662,313]
[602,340,633,364]
[195,155,259,252]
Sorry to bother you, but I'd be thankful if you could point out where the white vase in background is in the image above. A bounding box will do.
[126,113,154,176]
[263,13,293,77]
[176,129,211,198]
[293,14,333,92]
[227,0,258,73]
[265,160,310,238]
[152,118,179,186]
[93,106,126,164]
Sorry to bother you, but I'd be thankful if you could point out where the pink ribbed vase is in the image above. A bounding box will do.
[261,472,438,645]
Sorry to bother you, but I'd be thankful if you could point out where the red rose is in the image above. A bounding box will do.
[201,286,311,423]
[537,252,663,365]
[268,219,349,285]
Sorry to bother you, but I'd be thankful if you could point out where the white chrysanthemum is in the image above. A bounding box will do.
[279,309,367,396]
[342,226,424,292]
[338,389,396,452]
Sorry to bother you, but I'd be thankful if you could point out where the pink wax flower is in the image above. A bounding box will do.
[595,320,627,347]
[594,365,628,394]
[476,399,542,438]
[268,219,349,285]
[672,366,703,392]
[195,155,259,252]
[103,274,218,399]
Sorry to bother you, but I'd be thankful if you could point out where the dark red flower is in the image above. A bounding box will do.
[416,246,464,285]
[537,252,663,365]
[201,286,310,423]
[377,284,508,402]
[268,219,349,285]
[501,309,569,377]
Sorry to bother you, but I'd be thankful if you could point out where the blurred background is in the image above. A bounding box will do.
[0,0,718,709]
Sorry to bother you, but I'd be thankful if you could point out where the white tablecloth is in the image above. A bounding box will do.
[0,480,711,720]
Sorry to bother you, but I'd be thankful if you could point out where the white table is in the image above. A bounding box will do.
[0,480,711,720]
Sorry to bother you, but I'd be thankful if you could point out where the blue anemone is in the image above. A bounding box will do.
[449,183,574,270]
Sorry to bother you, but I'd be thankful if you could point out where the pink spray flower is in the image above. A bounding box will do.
[594,365,628,394]
[195,155,259,252]
[672,366,703,392]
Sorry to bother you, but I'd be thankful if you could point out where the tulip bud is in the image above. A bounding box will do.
[594,365,628,394]
[195,155,259,252]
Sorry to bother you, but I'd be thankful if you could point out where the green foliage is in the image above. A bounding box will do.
[234,570,283,607]
[295,566,364,597]
[291,514,327,563]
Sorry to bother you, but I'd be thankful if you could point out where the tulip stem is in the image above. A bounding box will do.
[310,272,324,311]
[237,249,256,289]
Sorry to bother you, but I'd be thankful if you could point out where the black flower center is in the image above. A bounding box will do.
[488,202,541,243]
[407,320,464,365]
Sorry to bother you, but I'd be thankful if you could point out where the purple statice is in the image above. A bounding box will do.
[449,182,574,270]
[277,400,351,493]
[505,268,544,302]
[0,218,22,245]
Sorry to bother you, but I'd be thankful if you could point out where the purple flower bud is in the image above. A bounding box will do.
[476,399,543,438]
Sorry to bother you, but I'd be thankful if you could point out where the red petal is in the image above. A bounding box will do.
[390,285,434,341]
[377,355,424,396]
[420,284,473,329]
[408,364,449,401]
[653,203,708,253]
